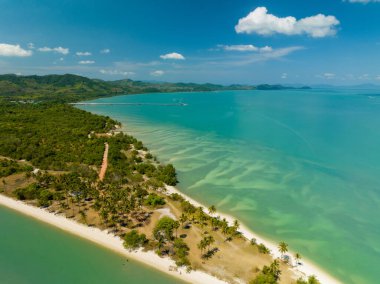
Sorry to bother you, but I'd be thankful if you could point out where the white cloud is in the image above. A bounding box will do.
[259,46,273,52]
[358,74,370,80]
[323,73,336,79]
[79,60,95,64]
[376,75,380,80]
[151,70,165,76]
[281,73,288,79]
[38,46,69,55]
[235,7,340,38]
[160,52,185,60]
[220,44,258,52]
[76,51,92,56]
[260,46,304,59]
[28,43,35,49]
[100,48,110,54]
[218,44,273,53]
[211,46,304,67]
[100,69,135,76]
[0,43,32,57]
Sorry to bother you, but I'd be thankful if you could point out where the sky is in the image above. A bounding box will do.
[0,0,379,85]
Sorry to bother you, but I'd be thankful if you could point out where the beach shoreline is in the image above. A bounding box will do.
[1,184,340,284]
[70,100,341,283]
[164,185,341,284]
[0,194,226,284]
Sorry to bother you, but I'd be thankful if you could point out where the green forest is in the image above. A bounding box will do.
[0,73,256,103]
[0,74,316,284]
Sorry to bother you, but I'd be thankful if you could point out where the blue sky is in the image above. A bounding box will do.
[0,0,379,85]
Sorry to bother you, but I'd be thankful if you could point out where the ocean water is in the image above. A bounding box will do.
[79,89,380,284]
[0,206,181,284]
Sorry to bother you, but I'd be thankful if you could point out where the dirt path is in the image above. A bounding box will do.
[99,142,109,181]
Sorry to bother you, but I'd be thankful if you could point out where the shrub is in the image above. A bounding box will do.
[144,193,166,207]
[124,230,147,250]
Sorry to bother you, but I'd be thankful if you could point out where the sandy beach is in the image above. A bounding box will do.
[164,186,342,284]
[0,185,340,284]
[0,194,226,284]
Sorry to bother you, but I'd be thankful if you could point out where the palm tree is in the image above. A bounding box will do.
[233,219,240,230]
[173,221,180,238]
[197,239,207,255]
[308,275,320,284]
[206,235,215,251]
[179,213,188,228]
[278,241,288,257]
[208,205,216,215]
[221,218,229,235]
[211,215,221,231]
[294,252,301,267]
[270,259,281,281]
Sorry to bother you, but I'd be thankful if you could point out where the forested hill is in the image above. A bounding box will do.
[0,73,311,103]
[0,74,255,103]
[111,79,256,94]
[0,74,124,103]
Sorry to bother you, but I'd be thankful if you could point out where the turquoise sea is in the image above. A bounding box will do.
[0,205,181,284]
[77,89,380,284]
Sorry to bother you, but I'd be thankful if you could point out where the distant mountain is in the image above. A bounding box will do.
[0,73,311,103]
[110,79,256,93]
[0,74,256,103]
[256,84,311,90]
[0,74,123,103]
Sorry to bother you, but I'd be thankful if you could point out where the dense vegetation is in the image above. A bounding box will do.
[0,103,116,170]
[0,159,32,177]
[256,84,311,90]
[0,73,310,104]
[0,74,255,103]
[111,79,256,94]
[0,74,124,103]
[0,74,317,283]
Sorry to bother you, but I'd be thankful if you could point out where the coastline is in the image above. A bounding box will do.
[0,97,340,284]
[164,186,341,284]
[77,100,340,284]
[0,194,226,284]
[0,186,341,284]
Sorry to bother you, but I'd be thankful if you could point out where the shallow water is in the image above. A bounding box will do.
[0,206,181,284]
[79,89,380,284]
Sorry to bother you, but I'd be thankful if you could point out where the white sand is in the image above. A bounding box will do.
[0,186,342,284]
[165,186,342,284]
[0,194,226,284]
[156,207,177,220]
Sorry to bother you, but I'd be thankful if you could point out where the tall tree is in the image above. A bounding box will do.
[294,252,301,267]
[278,241,288,257]
[208,205,216,215]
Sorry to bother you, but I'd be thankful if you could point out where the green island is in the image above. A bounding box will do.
[0,74,318,284]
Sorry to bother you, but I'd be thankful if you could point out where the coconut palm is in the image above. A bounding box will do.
[294,252,301,267]
[308,275,320,284]
[270,259,281,280]
[278,241,288,257]
[179,213,188,227]
[233,219,240,230]
[221,218,229,235]
[197,239,207,255]
[205,235,215,251]
[208,205,216,215]
[212,215,221,231]
[174,220,180,238]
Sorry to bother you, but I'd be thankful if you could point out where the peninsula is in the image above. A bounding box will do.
[0,74,333,284]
